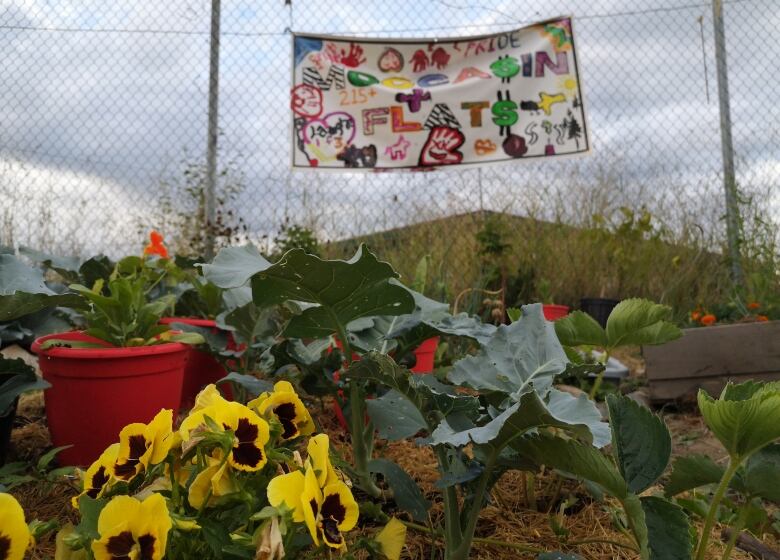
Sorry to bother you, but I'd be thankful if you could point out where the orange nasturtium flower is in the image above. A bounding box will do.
[757,315,769,322]
[690,310,702,322]
[143,230,169,259]
[700,314,717,326]
[748,302,761,310]
[0,493,31,560]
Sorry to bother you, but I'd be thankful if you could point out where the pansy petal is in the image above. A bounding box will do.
[114,423,150,480]
[301,466,323,546]
[306,434,338,487]
[192,384,228,413]
[0,493,30,560]
[143,409,173,466]
[322,481,359,532]
[267,471,306,523]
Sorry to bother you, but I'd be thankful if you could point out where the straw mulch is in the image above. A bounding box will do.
[6,392,774,560]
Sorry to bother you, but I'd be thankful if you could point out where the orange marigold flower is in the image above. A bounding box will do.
[747,302,761,310]
[757,315,769,322]
[690,311,702,322]
[700,314,716,326]
[143,230,169,258]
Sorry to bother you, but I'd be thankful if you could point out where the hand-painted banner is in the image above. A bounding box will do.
[291,16,589,171]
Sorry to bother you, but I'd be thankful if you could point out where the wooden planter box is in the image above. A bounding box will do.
[644,320,780,402]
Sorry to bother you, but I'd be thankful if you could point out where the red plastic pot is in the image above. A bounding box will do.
[542,304,570,321]
[159,318,230,409]
[32,331,188,466]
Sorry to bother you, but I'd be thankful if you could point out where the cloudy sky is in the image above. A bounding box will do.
[1,0,777,256]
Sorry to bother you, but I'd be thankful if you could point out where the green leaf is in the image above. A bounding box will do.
[513,432,628,499]
[0,255,86,321]
[220,303,281,347]
[0,356,51,412]
[664,455,725,497]
[431,390,596,453]
[217,373,273,398]
[743,444,780,503]
[641,496,693,560]
[167,332,206,346]
[344,352,480,429]
[555,310,608,347]
[416,312,496,345]
[75,496,107,540]
[605,298,682,349]
[506,307,522,323]
[547,389,610,448]
[36,445,73,472]
[200,245,272,289]
[624,493,649,559]
[250,246,415,339]
[448,303,566,397]
[698,382,780,461]
[19,246,83,282]
[368,458,430,523]
[607,394,671,493]
[366,390,427,441]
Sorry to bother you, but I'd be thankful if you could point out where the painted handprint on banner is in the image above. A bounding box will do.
[419,126,465,166]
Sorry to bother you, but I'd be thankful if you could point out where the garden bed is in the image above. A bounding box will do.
[5,386,770,560]
[644,320,780,401]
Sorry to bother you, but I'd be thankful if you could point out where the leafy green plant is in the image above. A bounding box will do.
[666,446,780,558]
[345,304,617,560]
[554,298,682,397]
[686,381,780,559]
[0,356,50,417]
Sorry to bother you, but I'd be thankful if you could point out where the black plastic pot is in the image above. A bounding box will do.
[0,398,18,466]
[580,298,620,328]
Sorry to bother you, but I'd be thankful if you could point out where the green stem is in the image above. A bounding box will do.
[588,350,611,400]
[433,446,463,552]
[334,321,382,499]
[721,499,750,560]
[449,456,496,560]
[695,459,740,560]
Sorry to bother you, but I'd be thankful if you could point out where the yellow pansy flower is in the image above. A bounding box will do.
[71,444,119,509]
[180,400,270,472]
[188,450,238,509]
[375,517,407,560]
[0,493,31,560]
[91,493,172,560]
[267,434,358,550]
[248,381,315,441]
[191,384,229,413]
[267,470,306,522]
[305,434,339,488]
[113,409,174,481]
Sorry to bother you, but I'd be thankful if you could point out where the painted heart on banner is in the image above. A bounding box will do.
[302,112,357,160]
[419,126,465,166]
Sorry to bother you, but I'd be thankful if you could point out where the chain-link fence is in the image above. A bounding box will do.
[1,0,778,297]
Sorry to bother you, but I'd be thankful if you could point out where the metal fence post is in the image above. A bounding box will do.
[711,0,744,289]
[204,0,222,261]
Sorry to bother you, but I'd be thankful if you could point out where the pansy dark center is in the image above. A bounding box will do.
[114,434,149,479]
[321,517,343,546]
[0,534,11,560]
[273,402,299,439]
[321,493,347,523]
[87,465,110,498]
[137,534,156,560]
[105,530,135,558]
[232,417,263,467]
